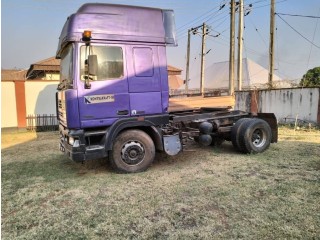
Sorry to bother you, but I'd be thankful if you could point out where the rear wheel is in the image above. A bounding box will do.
[110,130,155,173]
[238,118,272,153]
[231,118,251,151]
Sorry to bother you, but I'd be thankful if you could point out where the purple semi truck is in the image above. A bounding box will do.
[56,3,277,173]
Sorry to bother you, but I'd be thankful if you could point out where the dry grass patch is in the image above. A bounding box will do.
[1,127,320,239]
[1,131,37,149]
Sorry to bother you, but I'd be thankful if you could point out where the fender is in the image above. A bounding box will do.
[257,113,278,143]
[105,114,169,151]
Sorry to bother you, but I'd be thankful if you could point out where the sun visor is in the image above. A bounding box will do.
[163,10,178,46]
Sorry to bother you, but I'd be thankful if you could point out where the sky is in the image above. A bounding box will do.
[1,0,320,83]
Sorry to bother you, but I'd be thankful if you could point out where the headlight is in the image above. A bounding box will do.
[68,137,80,147]
[68,137,75,145]
[73,140,80,148]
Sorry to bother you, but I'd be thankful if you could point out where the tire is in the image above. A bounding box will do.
[231,118,251,151]
[109,130,155,173]
[238,118,272,154]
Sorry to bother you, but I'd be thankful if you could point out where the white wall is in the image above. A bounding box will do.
[1,82,18,128]
[235,88,320,124]
[25,81,58,115]
[259,88,319,123]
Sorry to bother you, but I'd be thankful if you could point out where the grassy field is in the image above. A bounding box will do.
[1,127,320,239]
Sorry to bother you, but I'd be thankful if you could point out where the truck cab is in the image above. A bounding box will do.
[57,4,177,165]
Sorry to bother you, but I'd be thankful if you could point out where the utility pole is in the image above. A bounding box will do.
[185,29,191,94]
[200,22,207,97]
[268,0,275,89]
[237,0,244,91]
[229,0,236,95]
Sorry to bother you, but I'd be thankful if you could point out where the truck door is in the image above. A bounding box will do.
[77,44,130,128]
[126,46,164,116]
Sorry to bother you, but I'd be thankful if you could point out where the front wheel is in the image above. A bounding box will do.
[109,130,155,173]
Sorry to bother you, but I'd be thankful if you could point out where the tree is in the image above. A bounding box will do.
[299,67,320,87]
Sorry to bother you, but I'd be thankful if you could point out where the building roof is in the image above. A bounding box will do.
[26,57,60,79]
[168,65,182,75]
[26,57,181,79]
[22,55,181,80]
[33,57,61,67]
[1,69,27,81]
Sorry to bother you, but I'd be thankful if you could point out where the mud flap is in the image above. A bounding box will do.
[163,134,182,156]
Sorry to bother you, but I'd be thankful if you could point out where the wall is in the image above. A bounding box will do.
[25,81,59,115]
[234,91,250,113]
[1,81,18,128]
[1,80,59,130]
[235,88,320,124]
[45,73,60,80]
[2,82,319,129]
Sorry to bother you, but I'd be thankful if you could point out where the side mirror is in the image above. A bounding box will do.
[84,55,98,89]
[88,55,98,76]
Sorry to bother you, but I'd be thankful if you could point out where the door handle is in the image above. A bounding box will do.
[117,110,129,115]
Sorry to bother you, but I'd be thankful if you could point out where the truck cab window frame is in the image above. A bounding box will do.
[58,44,74,90]
[80,44,124,81]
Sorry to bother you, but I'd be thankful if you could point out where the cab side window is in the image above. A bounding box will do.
[80,45,123,80]
[133,47,154,77]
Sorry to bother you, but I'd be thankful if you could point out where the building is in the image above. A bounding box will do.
[168,65,183,89]
[1,57,59,131]
[26,57,60,80]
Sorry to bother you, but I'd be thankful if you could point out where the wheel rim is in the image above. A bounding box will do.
[121,141,145,165]
[251,129,267,148]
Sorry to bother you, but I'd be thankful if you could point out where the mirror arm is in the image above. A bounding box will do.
[83,45,98,90]
[84,76,91,89]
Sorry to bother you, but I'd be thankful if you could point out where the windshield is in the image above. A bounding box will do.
[58,44,73,90]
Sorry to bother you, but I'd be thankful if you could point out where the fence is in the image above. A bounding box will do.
[26,114,58,131]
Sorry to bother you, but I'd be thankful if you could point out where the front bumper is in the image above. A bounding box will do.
[59,139,86,162]
[59,125,107,162]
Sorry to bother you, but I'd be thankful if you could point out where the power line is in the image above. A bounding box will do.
[177,12,228,38]
[248,16,268,49]
[177,0,239,40]
[276,13,320,49]
[177,0,269,41]
[176,4,221,34]
[206,9,229,23]
[306,8,320,71]
[250,0,288,10]
[203,4,229,23]
[276,13,320,19]
[177,10,224,37]
[242,13,268,59]
[175,0,285,42]
[246,0,268,4]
